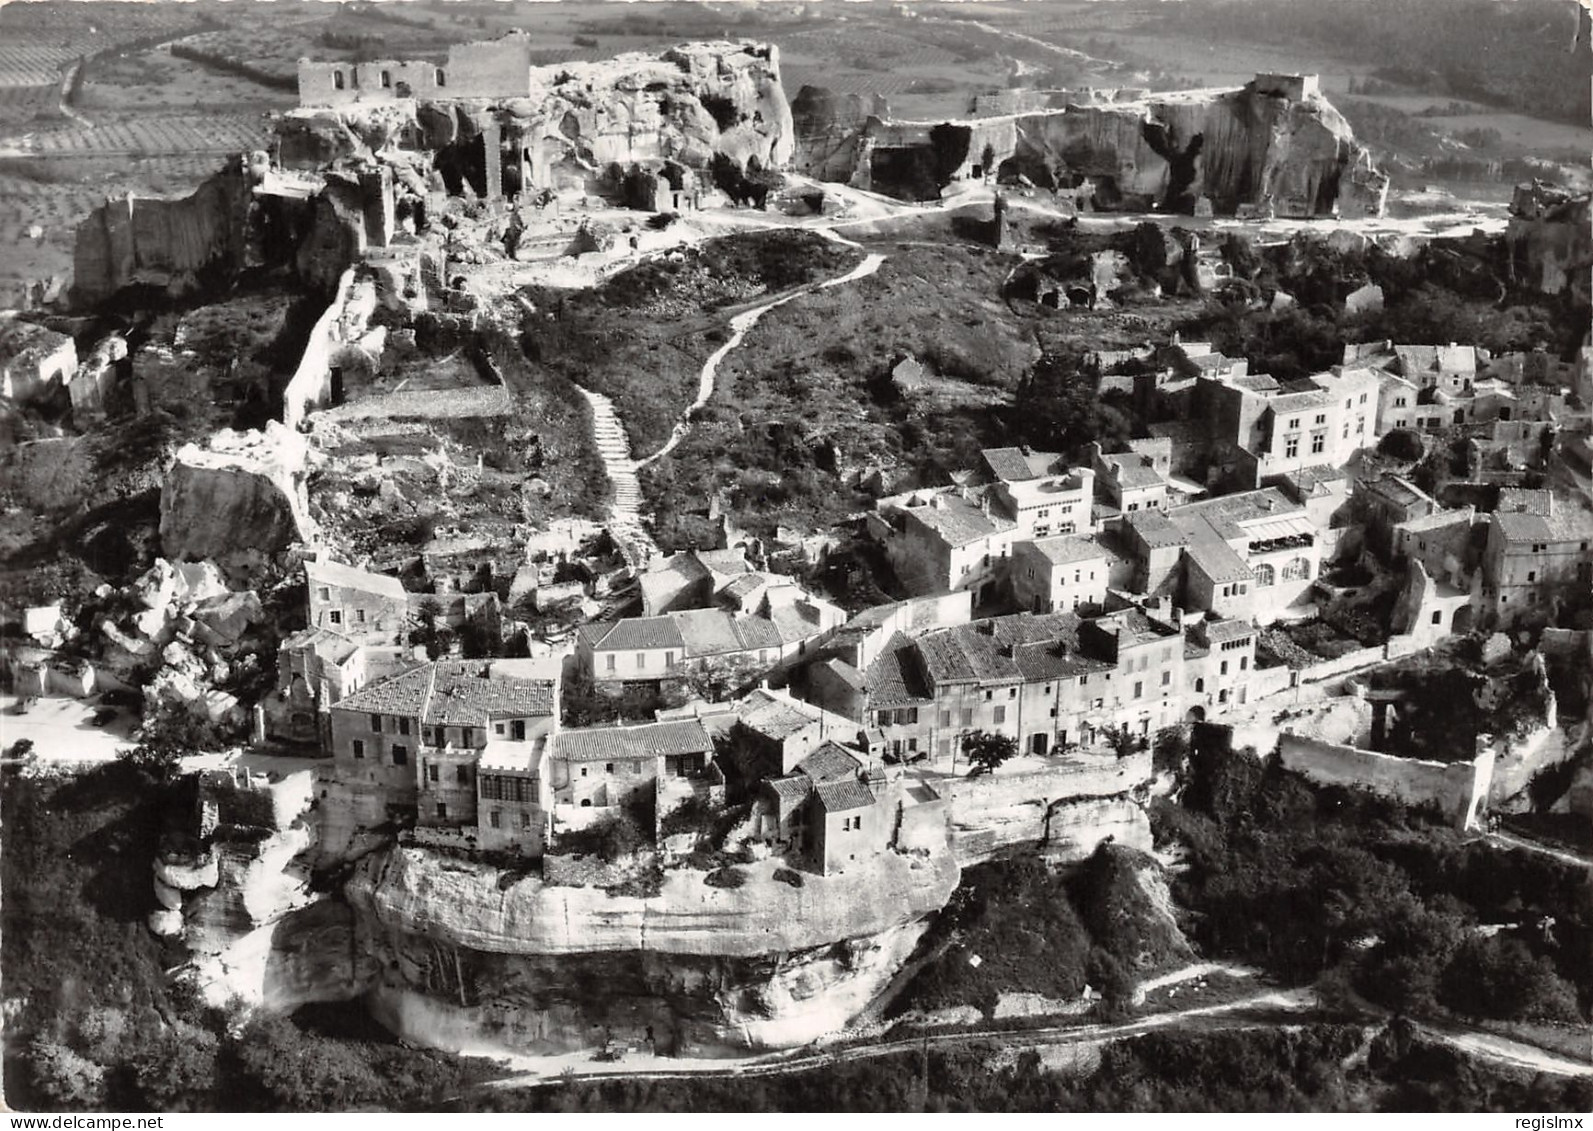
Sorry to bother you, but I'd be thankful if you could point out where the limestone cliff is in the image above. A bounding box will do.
[277,42,795,195]
[158,422,317,579]
[1505,181,1591,305]
[803,77,1387,217]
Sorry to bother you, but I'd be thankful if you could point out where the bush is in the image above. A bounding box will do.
[704,867,747,889]
[1378,428,1426,462]
[773,867,804,888]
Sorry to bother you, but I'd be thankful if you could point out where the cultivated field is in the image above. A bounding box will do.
[0,44,79,87]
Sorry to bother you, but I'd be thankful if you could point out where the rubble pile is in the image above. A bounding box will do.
[93,558,272,732]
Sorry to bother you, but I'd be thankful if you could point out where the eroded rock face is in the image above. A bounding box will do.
[278,42,795,195]
[1506,181,1592,304]
[802,79,1387,217]
[158,422,317,578]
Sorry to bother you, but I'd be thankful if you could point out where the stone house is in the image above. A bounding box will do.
[1089,441,1172,515]
[1357,474,1440,561]
[327,659,559,830]
[1011,534,1120,615]
[306,559,409,644]
[977,447,1097,539]
[871,487,1020,601]
[756,741,891,874]
[576,602,828,690]
[1181,616,1258,721]
[1165,488,1320,625]
[549,718,715,810]
[1479,493,1593,627]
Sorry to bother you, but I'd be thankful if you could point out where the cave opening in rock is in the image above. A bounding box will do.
[433,137,489,197]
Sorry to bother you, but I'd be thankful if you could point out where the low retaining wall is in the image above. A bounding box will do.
[1278,732,1493,829]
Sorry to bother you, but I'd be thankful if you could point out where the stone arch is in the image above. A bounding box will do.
[1253,561,1276,588]
[1453,605,1474,634]
[1185,705,1206,723]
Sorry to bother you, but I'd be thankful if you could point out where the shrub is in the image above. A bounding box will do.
[704,867,747,889]
[773,867,804,888]
[1378,428,1425,462]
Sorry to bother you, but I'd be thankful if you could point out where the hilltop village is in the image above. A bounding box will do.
[2,31,1590,1065]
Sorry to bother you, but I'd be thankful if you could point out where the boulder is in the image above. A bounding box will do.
[159,423,316,578]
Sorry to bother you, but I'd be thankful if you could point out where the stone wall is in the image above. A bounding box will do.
[1278,732,1494,828]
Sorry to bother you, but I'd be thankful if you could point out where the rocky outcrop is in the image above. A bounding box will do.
[70,159,258,308]
[939,751,1153,865]
[804,77,1387,217]
[1505,180,1591,304]
[159,422,317,578]
[279,42,794,195]
[789,85,889,183]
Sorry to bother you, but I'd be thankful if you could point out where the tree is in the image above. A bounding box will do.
[25,1039,107,1108]
[963,731,1016,776]
[1100,724,1149,760]
[979,142,997,181]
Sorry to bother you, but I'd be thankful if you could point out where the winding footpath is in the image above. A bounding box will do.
[575,234,885,569]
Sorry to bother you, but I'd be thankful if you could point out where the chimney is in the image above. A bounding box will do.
[999,642,1015,658]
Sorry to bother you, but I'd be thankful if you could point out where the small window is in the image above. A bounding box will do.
[333,71,346,91]
[1240,656,1248,671]
[606,654,617,673]
[489,810,501,829]
[435,68,446,87]
[1008,688,1017,699]
[940,710,951,728]
[317,587,331,601]
[1161,671,1171,687]
[1220,660,1229,676]
[1432,610,1443,625]
[1133,681,1143,699]
[520,812,531,829]
[605,762,615,774]
[392,744,408,766]
[398,718,410,736]
[456,765,468,785]
[352,739,365,759]
[665,651,675,666]
[355,608,366,623]
[428,764,439,782]
[370,714,382,733]
[636,652,646,670]
[381,70,392,88]
[960,708,973,727]
[436,802,446,819]
[580,767,588,777]
[993,705,1006,724]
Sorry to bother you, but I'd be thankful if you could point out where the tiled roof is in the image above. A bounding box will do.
[1184,533,1255,584]
[305,559,407,600]
[424,662,555,725]
[554,719,714,763]
[1199,617,1255,644]
[1105,456,1165,489]
[767,603,823,645]
[865,633,931,707]
[335,665,434,716]
[1126,508,1188,549]
[1084,607,1180,651]
[1362,474,1428,507]
[1231,374,1281,393]
[796,741,863,783]
[766,774,813,810]
[738,689,819,741]
[814,778,875,813]
[1012,639,1110,681]
[818,657,866,691]
[1023,534,1112,567]
[733,613,786,651]
[282,626,362,665]
[1170,488,1302,541]
[693,549,754,578]
[673,608,747,656]
[1266,389,1331,414]
[586,616,687,652]
[981,446,1061,483]
[718,573,766,602]
[1495,506,1593,543]
[908,493,1016,547]
[914,612,1084,685]
[1496,488,1553,516]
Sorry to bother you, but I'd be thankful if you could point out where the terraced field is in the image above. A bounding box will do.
[0,44,78,87]
[14,115,271,157]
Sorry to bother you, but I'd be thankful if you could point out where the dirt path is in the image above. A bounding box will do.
[1484,829,1593,870]
[634,249,886,469]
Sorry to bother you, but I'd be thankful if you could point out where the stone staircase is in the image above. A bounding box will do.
[577,385,659,572]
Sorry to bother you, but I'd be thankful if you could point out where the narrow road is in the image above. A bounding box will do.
[466,986,1317,1096]
[1483,829,1593,871]
[635,250,886,468]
